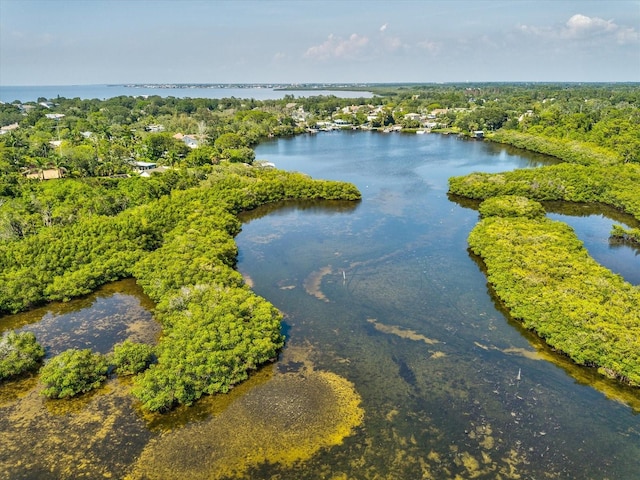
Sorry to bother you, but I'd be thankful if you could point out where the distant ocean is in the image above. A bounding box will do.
[0,84,373,103]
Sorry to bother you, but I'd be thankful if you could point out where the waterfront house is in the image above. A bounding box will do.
[25,168,64,180]
[404,113,422,121]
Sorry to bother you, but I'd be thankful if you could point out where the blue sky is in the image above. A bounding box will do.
[1,0,638,85]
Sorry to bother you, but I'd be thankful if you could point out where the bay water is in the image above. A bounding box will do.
[0,84,373,103]
[1,131,638,478]
[235,131,640,478]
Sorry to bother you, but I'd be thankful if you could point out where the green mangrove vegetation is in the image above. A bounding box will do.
[1,90,367,411]
[469,196,640,385]
[40,348,109,399]
[1,167,360,410]
[1,83,640,478]
[449,163,640,219]
[610,224,640,245]
[111,341,155,376]
[446,83,640,386]
[0,330,45,380]
[478,194,546,219]
[488,130,623,166]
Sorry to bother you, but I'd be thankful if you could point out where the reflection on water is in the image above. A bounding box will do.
[545,201,640,285]
[1,133,639,479]
[0,278,160,356]
[235,132,640,478]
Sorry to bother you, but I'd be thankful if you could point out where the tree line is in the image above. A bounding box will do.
[2,84,637,191]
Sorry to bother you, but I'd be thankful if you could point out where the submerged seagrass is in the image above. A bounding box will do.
[128,353,364,479]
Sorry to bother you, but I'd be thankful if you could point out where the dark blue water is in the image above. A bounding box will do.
[233,131,640,479]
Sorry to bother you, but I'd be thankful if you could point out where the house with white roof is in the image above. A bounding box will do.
[173,133,199,148]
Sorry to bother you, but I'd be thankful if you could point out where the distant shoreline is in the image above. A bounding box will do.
[0,84,374,103]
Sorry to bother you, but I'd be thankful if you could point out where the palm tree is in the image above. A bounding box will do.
[49,154,67,179]
[29,156,52,181]
[197,121,208,147]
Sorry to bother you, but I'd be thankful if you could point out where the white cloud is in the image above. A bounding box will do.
[616,26,640,45]
[304,33,369,60]
[519,13,639,45]
[563,14,617,38]
[384,36,402,50]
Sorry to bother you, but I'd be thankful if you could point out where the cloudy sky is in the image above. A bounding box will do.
[1,0,638,85]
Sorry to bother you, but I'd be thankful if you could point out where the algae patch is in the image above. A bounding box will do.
[367,318,439,345]
[501,346,543,361]
[475,341,543,361]
[128,368,364,479]
[303,265,333,302]
[0,379,152,479]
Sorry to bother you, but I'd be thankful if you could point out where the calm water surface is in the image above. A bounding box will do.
[545,202,640,285]
[1,132,639,479]
[0,279,159,356]
[0,84,373,103]
[235,131,640,478]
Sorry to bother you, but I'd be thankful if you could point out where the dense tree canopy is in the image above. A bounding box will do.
[0,331,45,380]
[40,348,109,399]
[0,157,360,409]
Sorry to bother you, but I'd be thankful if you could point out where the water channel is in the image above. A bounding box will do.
[1,131,639,479]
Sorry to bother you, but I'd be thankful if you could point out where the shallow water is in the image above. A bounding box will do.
[1,132,639,479]
[236,131,640,478]
[0,279,160,479]
[0,278,160,356]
